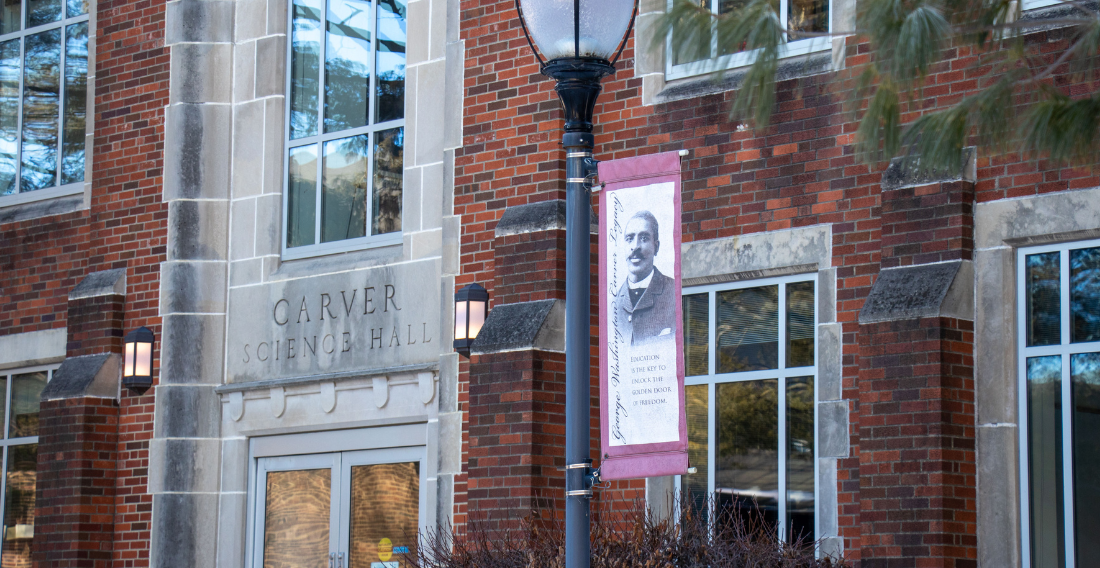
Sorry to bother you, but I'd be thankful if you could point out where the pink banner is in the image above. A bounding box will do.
[598,151,688,480]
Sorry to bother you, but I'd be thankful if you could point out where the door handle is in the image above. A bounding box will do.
[329,552,335,568]
[337,552,345,568]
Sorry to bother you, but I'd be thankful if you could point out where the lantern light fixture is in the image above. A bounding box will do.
[453,283,489,358]
[123,326,155,391]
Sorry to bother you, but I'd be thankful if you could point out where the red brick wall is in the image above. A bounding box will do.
[66,294,126,358]
[457,0,1100,561]
[857,317,976,567]
[34,397,120,568]
[491,229,567,305]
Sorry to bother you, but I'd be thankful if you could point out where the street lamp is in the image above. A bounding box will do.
[515,2,636,567]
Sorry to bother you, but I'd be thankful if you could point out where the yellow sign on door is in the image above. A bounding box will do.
[378,537,393,561]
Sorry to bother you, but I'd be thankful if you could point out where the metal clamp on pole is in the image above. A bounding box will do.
[565,458,594,497]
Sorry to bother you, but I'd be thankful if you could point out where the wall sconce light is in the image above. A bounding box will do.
[123,326,155,391]
[454,283,489,357]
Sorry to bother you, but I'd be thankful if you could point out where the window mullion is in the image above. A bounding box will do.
[366,0,378,237]
[707,379,716,514]
[56,22,66,188]
[777,284,788,542]
[709,0,718,60]
[315,0,329,247]
[15,30,25,194]
[780,0,789,42]
[1060,249,1076,566]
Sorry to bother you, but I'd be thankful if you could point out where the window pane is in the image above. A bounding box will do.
[683,293,709,376]
[287,145,318,248]
[375,0,405,123]
[61,21,87,185]
[20,28,61,192]
[372,126,401,235]
[716,380,779,533]
[1072,352,1100,567]
[65,0,85,17]
[2,444,37,565]
[671,0,709,66]
[263,469,331,567]
[1071,246,1100,344]
[321,134,368,242]
[0,0,18,36]
[786,281,814,368]
[348,462,419,568]
[684,384,709,515]
[9,372,44,438]
[25,0,60,28]
[0,39,19,196]
[789,0,827,35]
[290,0,322,139]
[787,376,814,543]
[1026,252,1061,347]
[324,0,371,133]
[1026,355,1066,568]
[716,285,778,373]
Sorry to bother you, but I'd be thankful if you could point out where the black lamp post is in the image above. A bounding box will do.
[453,283,489,357]
[123,326,155,391]
[514,2,636,566]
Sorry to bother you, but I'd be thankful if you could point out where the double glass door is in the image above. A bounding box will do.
[253,447,422,568]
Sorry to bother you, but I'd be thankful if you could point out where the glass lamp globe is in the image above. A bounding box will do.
[519,0,635,61]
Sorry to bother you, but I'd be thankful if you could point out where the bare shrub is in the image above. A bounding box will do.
[412,495,847,568]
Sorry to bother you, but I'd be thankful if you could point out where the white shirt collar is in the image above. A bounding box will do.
[628,270,654,289]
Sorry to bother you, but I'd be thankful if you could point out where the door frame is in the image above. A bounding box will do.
[246,424,428,568]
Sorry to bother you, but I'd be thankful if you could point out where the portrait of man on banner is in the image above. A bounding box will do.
[613,209,677,346]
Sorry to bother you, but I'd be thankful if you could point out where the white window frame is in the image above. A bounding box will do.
[679,272,819,543]
[1017,237,1100,568]
[0,3,90,207]
[665,0,832,81]
[280,0,406,261]
[0,364,54,556]
[246,424,428,567]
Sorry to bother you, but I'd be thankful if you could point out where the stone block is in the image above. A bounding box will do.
[858,261,962,323]
[975,248,1016,425]
[161,261,229,314]
[405,65,417,165]
[233,99,265,197]
[978,425,1020,568]
[975,185,1100,250]
[231,258,264,287]
[254,193,283,256]
[234,0,266,42]
[161,314,227,385]
[438,410,461,474]
[817,323,842,401]
[43,353,120,400]
[410,228,442,260]
[639,0,666,14]
[881,147,976,191]
[415,60,445,165]
[818,458,838,535]
[263,97,285,195]
[818,400,848,458]
[403,167,422,233]
[0,328,65,369]
[406,0,429,65]
[442,148,454,213]
[166,0,235,44]
[230,198,256,260]
[441,215,459,277]
[69,267,126,299]
[443,41,461,150]
[168,199,229,261]
[216,492,247,568]
[471,299,564,354]
[255,35,287,98]
[437,351,458,413]
[154,385,222,438]
[170,43,233,104]
[165,103,232,200]
[267,0,287,35]
[645,476,677,523]
[149,437,221,493]
[436,473,454,526]
[634,13,664,76]
[430,0,446,61]
[495,200,566,237]
[220,437,249,493]
[817,267,836,324]
[151,493,219,568]
[422,161,443,230]
[445,0,459,42]
[681,225,830,284]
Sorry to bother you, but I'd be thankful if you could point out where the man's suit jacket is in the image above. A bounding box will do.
[614,267,677,346]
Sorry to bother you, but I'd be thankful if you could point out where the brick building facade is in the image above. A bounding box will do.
[0,0,1097,565]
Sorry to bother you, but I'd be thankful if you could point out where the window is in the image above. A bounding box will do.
[251,447,424,568]
[0,0,89,204]
[283,0,406,259]
[680,274,816,543]
[666,0,830,81]
[0,367,49,566]
[1018,238,1100,568]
